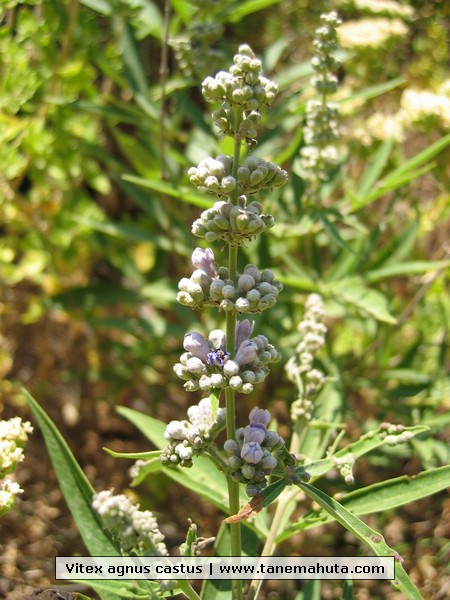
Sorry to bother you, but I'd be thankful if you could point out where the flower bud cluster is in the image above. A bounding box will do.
[177,247,283,313]
[333,453,355,484]
[172,24,225,80]
[0,417,33,474]
[379,422,414,446]
[286,294,327,422]
[191,198,275,245]
[171,0,227,79]
[174,321,281,394]
[188,155,287,198]
[92,490,170,557]
[300,12,342,197]
[202,44,278,144]
[161,397,226,467]
[224,407,296,497]
[311,12,342,95]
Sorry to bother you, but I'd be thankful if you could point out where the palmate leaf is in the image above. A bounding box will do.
[297,482,423,600]
[23,390,151,600]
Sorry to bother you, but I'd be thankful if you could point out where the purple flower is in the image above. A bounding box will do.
[241,442,263,464]
[234,340,258,366]
[235,319,254,349]
[183,332,210,362]
[249,407,271,427]
[191,247,217,279]
[244,423,267,444]
[207,348,229,367]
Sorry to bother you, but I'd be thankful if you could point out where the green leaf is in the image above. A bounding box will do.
[81,0,111,15]
[103,448,162,460]
[325,277,397,324]
[222,0,282,23]
[72,579,157,599]
[339,77,405,106]
[302,425,428,480]
[297,482,423,599]
[24,390,119,556]
[282,465,450,541]
[71,214,171,247]
[317,212,356,254]
[365,260,450,283]
[130,458,165,486]
[382,133,450,182]
[356,139,394,198]
[122,175,212,208]
[261,478,287,507]
[23,390,146,600]
[114,16,149,96]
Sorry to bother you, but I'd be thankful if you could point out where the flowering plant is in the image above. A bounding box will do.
[22,13,450,600]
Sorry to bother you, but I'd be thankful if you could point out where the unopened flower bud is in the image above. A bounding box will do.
[223,360,240,377]
[244,423,266,444]
[224,440,240,455]
[249,407,271,426]
[184,333,209,361]
[238,274,256,292]
[241,442,263,464]
[235,340,258,366]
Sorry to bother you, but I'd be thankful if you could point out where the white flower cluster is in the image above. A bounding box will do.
[177,247,283,313]
[0,479,23,516]
[379,422,414,446]
[161,397,226,467]
[300,12,342,193]
[202,44,278,144]
[188,155,287,197]
[191,198,275,245]
[401,86,450,129]
[92,490,169,557]
[224,407,297,497]
[345,79,450,146]
[338,17,408,49]
[0,417,33,474]
[349,0,414,20]
[174,322,281,394]
[286,294,327,422]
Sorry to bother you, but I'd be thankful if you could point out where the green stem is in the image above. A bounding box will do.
[224,132,243,600]
[246,410,308,600]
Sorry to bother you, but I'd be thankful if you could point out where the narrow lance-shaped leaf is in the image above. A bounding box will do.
[280,465,450,541]
[297,481,423,600]
[23,390,152,600]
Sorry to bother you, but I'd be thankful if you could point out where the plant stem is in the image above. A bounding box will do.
[224,133,243,600]
[246,415,307,600]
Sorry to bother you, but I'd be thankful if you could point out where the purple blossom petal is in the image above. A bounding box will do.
[191,247,217,279]
[241,442,263,464]
[234,340,258,366]
[244,423,267,444]
[235,319,255,349]
[183,332,210,361]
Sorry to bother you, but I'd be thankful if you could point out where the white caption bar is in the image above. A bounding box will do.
[56,556,395,580]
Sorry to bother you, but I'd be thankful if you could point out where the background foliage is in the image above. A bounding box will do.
[1,0,449,598]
